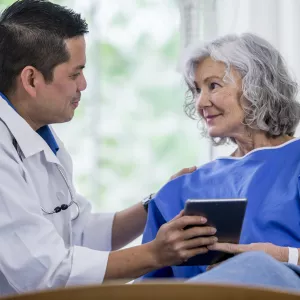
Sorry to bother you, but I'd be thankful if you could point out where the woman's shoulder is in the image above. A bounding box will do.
[158,138,300,195]
[215,137,300,161]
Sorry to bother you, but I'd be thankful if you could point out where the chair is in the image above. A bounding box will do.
[2,282,300,300]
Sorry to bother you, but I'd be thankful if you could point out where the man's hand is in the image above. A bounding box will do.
[105,212,216,281]
[148,210,217,268]
[208,242,289,263]
[169,166,197,181]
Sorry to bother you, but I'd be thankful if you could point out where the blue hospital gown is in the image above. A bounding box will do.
[142,138,300,279]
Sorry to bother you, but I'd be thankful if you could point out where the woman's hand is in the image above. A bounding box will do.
[208,242,289,262]
[148,210,218,268]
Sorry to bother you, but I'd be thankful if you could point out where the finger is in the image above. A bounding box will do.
[170,169,187,180]
[170,166,197,180]
[207,242,246,254]
[183,226,216,239]
[206,263,220,271]
[171,210,184,221]
[186,166,197,173]
[181,247,209,262]
[171,215,208,230]
[184,236,218,249]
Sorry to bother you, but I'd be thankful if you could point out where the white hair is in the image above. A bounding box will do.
[182,32,300,145]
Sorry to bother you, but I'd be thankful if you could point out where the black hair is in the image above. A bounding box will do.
[0,0,89,93]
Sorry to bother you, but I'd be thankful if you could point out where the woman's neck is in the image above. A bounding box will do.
[231,131,294,157]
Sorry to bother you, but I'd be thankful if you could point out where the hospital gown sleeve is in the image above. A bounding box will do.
[140,199,174,278]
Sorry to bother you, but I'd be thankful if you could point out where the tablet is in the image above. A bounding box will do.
[180,198,247,266]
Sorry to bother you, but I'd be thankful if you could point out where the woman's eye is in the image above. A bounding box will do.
[195,87,201,94]
[209,82,220,90]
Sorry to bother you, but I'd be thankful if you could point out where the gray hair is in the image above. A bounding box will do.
[182,32,300,145]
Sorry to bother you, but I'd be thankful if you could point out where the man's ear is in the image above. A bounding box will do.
[19,66,42,97]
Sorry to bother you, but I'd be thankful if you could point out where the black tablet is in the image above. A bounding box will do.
[180,198,247,266]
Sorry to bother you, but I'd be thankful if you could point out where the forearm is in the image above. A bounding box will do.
[106,212,217,281]
[208,243,300,265]
[104,242,159,281]
[111,202,147,250]
[273,246,300,264]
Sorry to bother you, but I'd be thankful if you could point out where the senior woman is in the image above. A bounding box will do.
[141,32,300,282]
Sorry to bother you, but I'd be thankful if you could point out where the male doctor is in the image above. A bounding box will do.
[0,0,218,295]
[3,0,300,296]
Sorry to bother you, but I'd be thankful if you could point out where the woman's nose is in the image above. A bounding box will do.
[196,91,212,110]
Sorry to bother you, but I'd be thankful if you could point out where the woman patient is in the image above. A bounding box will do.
[142,32,300,279]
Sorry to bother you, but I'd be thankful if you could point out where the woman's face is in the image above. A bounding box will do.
[194,57,245,139]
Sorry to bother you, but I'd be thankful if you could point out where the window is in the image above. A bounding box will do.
[53,0,211,212]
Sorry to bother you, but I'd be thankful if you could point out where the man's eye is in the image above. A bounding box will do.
[70,73,80,79]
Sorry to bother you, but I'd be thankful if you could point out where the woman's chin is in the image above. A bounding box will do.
[207,128,226,138]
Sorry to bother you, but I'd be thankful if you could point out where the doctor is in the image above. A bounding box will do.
[0,0,218,296]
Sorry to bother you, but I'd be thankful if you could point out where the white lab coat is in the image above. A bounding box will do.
[0,96,115,296]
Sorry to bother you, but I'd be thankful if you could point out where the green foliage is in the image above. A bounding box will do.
[110,11,130,27]
[161,32,181,61]
[99,42,133,79]
[0,0,14,6]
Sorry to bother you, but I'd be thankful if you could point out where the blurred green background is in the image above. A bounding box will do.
[0,0,210,213]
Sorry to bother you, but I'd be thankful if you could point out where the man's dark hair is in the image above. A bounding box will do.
[0,0,89,93]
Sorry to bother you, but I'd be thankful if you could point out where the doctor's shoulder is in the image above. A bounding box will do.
[0,120,20,159]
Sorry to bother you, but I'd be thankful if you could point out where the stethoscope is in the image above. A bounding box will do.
[41,164,80,221]
[13,138,80,221]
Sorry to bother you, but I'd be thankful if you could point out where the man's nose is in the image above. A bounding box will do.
[78,74,87,91]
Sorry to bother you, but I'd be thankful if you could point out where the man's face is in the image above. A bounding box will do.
[35,36,87,124]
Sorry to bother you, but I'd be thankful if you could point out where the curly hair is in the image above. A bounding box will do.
[182,33,300,145]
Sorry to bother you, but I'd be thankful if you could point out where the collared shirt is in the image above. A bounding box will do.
[0,95,115,296]
[0,92,59,155]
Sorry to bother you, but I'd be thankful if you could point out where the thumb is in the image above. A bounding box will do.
[173,210,184,220]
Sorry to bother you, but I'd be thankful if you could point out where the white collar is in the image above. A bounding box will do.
[0,96,61,165]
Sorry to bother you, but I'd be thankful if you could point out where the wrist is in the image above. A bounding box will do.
[281,246,289,262]
[144,241,163,269]
[142,193,156,212]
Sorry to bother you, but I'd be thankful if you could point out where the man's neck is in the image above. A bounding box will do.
[6,92,44,131]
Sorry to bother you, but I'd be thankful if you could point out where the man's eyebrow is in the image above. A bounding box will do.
[74,65,85,70]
